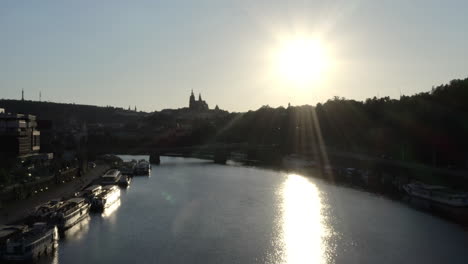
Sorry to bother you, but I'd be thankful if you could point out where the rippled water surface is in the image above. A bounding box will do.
[40,156,468,264]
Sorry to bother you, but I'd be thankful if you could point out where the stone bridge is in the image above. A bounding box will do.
[148,143,279,165]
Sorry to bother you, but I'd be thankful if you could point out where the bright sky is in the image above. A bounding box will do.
[1,0,467,112]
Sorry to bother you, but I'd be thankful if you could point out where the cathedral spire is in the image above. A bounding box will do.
[189,90,208,111]
[189,90,196,109]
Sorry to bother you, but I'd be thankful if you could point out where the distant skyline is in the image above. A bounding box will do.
[1,0,468,112]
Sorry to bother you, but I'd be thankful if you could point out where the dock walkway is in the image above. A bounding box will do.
[0,164,109,225]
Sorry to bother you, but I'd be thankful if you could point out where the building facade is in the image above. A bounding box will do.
[0,109,40,157]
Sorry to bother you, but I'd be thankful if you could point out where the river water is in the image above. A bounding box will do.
[39,156,468,264]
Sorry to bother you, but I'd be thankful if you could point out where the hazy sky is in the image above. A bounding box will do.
[1,0,467,112]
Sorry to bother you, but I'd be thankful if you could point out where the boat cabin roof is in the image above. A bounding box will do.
[103,169,121,178]
[34,199,63,210]
[66,197,86,204]
[84,185,102,192]
[43,199,62,206]
[8,223,51,242]
[34,206,56,214]
[0,225,27,239]
[102,185,118,191]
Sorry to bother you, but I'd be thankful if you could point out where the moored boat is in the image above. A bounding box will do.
[101,169,122,185]
[54,198,90,231]
[0,225,28,257]
[29,199,65,222]
[91,185,120,211]
[78,185,103,202]
[135,160,151,176]
[403,182,468,207]
[118,175,131,187]
[1,223,57,262]
[120,160,137,176]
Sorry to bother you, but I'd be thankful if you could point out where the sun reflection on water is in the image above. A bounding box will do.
[101,199,121,218]
[62,216,90,241]
[280,174,330,264]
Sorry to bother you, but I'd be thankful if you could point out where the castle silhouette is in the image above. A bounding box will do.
[189,90,209,111]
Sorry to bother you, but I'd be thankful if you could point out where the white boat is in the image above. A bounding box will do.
[1,223,57,261]
[403,182,468,207]
[101,169,122,185]
[54,198,90,231]
[135,160,151,176]
[91,185,120,211]
[79,185,103,201]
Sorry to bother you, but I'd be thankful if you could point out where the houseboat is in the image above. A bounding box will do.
[0,225,28,256]
[135,160,151,176]
[54,198,90,231]
[403,182,468,207]
[120,160,137,176]
[79,185,103,202]
[101,169,122,185]
[29,199,64,222]
[1,223,57,262]
[91,185,121,211]
[118,175,131,187]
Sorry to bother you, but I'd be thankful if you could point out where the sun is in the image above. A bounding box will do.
[273,37,330,87]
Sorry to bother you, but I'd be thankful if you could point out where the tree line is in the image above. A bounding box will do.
[214,78,468,169]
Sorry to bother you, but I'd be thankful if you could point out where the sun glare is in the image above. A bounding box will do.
[273,37,330,88]
[280,174,330,264]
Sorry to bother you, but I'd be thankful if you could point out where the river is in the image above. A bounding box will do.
[39,156,468,264]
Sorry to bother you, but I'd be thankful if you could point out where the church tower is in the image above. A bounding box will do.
[189,90,209,111]
[189,90,196,109]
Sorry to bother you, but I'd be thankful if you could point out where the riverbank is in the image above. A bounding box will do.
[0,163,109,225]
[274,165,468,227]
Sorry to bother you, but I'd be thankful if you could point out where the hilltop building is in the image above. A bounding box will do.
[189,90,209,111]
